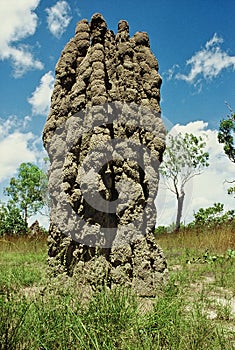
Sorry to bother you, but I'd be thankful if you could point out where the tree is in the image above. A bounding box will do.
[0,201,27,236]
[4,162,47,226]
[160,132,209,231]
[218,109,235,196]
[39,157,51,217]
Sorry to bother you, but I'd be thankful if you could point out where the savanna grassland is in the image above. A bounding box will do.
[0,222,235,350]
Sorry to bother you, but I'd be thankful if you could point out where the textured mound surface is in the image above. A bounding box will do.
[43,13,168,296]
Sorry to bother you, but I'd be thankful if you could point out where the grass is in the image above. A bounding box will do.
[157,220,235,254]
[0,236,47,294]
[0,224,235,350]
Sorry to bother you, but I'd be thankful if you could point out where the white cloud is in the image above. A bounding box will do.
[0,115,48,228]
[205,33,223,49]
[0,115,44,182]
[46,0,72,38]
[0,0,43,77]
[168,34,235,86]
[156,120,235,226]
[0,132,37,181]
[28,71,55,115]
[0,115,31,138]
[165,64,179,81]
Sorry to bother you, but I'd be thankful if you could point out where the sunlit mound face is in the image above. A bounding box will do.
[43,13,165,248]
[42,14,169,297]
[46,102,165,247]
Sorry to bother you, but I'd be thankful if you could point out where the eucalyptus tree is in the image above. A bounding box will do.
[160,132,209,231]
[4,162,47,226]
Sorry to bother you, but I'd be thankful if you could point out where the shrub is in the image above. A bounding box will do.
[0,202,27,236]
[191,203,235,228]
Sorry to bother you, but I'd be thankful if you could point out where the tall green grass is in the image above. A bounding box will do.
[156,221,235,253]
[0,229,235,350]
[1,283,234,349]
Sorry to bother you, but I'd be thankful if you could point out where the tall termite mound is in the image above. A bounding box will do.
[43,13,168,296]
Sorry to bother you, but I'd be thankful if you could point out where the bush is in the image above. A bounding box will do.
[190,203,235,228]
[155,225,169,235]
[0,202,27,236]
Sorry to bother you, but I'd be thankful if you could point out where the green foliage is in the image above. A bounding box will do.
[155,223,178,235]
[155,225,169,235]
[4,162,47,225]
[1,235,235,350]
[218,110,235,196]
[160,132,209,181]
[184,249,235,265]
[160,132,209,230]
[228,185,235,196]
[218,112,235,163]
[191,203,235,228]
[0,201,27,236]
[203,249,235,264]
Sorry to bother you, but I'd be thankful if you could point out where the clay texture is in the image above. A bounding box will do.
[43,13,168,296]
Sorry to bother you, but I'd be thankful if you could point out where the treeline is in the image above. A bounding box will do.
[159,109,235,231]
[155,202,235,235]
[0,162,48,236]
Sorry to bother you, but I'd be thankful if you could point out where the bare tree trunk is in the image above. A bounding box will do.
[175,191,185,231]
[24,206,28,228]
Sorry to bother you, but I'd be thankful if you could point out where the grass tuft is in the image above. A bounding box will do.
[0,227,235,349]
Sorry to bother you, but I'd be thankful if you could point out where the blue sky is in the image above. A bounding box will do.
[0,0,234,226]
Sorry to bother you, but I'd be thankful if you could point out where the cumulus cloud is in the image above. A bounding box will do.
[46,0,72,38]
[0,0,43,77]
[156,120,235,226]
[0,115,48,227]
[0,115,44,182]
[28,71,55,115]
[0,132,37,181]
[167,34,235,87]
